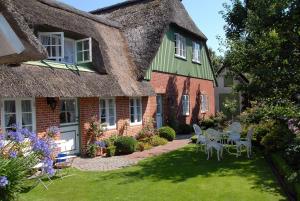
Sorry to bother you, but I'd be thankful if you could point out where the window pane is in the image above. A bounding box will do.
[4,101,15,113]
[21,100,31,112]
[77,52,83,62]
[5,114,16,128]
[83,40,89,50]
[24,126,32,131]
[84,51,90,61]
[130,106,134,117]
[109,116,115,126]
[66,100,76,111]
[77,41,83,51]
[130,115,135,123]
[60,112,66,124]
[22,113,32,125]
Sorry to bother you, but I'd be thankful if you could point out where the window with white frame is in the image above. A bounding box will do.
[201,94,209,113]
[174,33,186,59]
[192,42,201,63]
[129,98,142,125]
[100,98,116,129]
[182,95,190,115]
[60,99,77,124]
[39,32,64,62]
[39,32,92,64]
[1,99,35,132]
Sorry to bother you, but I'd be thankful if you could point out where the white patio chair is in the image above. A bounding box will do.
[205,129,223,161]
[192,124,206,152]
[227,122,242,144]
[236,128,254,158]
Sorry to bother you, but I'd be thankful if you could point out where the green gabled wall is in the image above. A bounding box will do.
[145,26,215,82]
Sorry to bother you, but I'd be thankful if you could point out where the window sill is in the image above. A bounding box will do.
[130,122,143,126]
[104,126,117,131]
[201,111,208,114]
[175,55,187,61]
[192,60,201,65]
[182,113,190,116]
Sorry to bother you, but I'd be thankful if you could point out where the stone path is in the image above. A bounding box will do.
[72,135,191,171]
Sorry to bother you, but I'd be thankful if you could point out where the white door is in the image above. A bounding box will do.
[156,95,163,128]
[59,98,79,154]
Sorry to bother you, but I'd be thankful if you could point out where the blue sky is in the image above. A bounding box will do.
[59,0,228,55]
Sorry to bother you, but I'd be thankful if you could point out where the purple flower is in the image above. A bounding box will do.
[0,176,8,187]
[95,141,106,148]
[8,130,24,143]
[42,158,55,176]
[9,151,17,158]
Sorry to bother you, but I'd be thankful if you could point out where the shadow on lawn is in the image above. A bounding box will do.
[99,145,285,198]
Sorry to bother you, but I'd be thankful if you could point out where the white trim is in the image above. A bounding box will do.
[174,33,187,59]
[38,32,64,61]
[182,95,190,116]
[129,97,143,126]
[0,98,36,133]
[76,37,92,64]
[192,41,201,64]
[99,97,116,130]
[200,94,209,113]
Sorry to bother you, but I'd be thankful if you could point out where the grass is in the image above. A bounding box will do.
[20,145,287,201]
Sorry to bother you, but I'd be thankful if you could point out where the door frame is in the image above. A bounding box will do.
[156,94,164,128]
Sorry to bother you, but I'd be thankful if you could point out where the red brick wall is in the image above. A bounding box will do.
[150,71,215,125]
[36,97,60,137]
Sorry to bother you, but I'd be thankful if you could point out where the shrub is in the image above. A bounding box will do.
[253,120,274,143]
[106,146,116,157]
[199,118,215,130]
[177,124,193,134]
[149,135,168,146]
[191,135,197,143]
[137,142,153,151]
[136,118,158,141]
[285,142,300,169]
[159,126,176,141]
[87,144,97,158]
[114,136,137,155]
[261,121,294,151]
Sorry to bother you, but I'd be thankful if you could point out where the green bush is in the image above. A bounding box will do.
[159,126,176,141]
[87,144,97,158]
[114,136,137,155]
[136,118,158,141]
[199,118,216,130]
[177,124,193,134]
[149,135,168,146]
[106,146,116,157]
[261,121,294,151]
[137,142,153,152]
[253,120,274,143]
[285,142,300,169]
[191,135,197,143]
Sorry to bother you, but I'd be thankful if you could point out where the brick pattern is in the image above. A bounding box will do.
[150,71,215,124]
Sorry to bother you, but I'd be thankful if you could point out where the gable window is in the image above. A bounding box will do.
[100,98,116,129]
[1,98,35,132]
[129,98,142,125]
[174,33,186,59]
[39,32,92,64]
[201,94,209,113]
[192,42,201,63]
[76,38,92,64]
[39,32,64,62]
[182,95,190,116]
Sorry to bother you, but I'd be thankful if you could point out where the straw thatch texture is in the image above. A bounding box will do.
[0,0,155,97]
[91,0,208,79]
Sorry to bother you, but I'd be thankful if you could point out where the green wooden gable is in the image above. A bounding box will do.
[145,26,215,82]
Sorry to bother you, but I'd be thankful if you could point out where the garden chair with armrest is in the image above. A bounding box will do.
[205,129,223,161]
[236,128,254,158]
[192,124,206,152]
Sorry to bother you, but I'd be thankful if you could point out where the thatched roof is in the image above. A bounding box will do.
[91,0,208,79]
[0,0,155,97]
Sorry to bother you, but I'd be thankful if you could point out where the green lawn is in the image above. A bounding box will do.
[20,145,287,201]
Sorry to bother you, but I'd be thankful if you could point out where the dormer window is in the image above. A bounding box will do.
[192,42,201,63]
[174,33,186,59]
[38,32,92,65]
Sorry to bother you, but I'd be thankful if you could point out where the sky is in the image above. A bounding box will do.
[59,0,228,55]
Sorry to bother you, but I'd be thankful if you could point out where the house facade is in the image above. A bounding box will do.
[0,0,215,155]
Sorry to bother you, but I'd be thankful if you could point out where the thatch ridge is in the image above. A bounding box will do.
[91,0,208,79]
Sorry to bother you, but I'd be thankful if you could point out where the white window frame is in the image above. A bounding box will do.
[38,32,64,62]
[76,37,92,64]
[201,94,209,113]
[63,37,76,65]
[174,33,186,59]
[182,95,190,116]
[99,98,116,130]
[129,97,143,126]
[192,41,201,64]
[59,98,78,126]
[0,98,36,133]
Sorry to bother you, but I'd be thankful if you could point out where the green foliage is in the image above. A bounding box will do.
[199,118,216,130]
[208,47,224,72]
[177,124,193,134]
[106,146,116,157]
[159,126,176,141]
[285,142,300,170]
[223,95,239,120]
[114,136,137,155]
[149,135,168,147]
[261,121,294,151]
[253,120,275,143]
[222,0,300,101]
[136,142,152,152]
[104,134,119,147]
[191,135,197,144]
[136,118,158,141]
[87,144,97,158]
